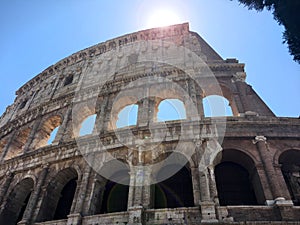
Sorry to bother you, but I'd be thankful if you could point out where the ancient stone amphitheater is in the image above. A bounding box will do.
[0,23,299,225]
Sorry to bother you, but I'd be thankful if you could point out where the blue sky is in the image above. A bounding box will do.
[0,0,299,117]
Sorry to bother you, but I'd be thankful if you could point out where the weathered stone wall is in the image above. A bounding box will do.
[0,23,299,225]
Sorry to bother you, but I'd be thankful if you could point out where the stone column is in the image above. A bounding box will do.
[127,170,135,209]
[74,165,92,213]
[0,171,14,206]
[69,178,82,215]
[273,163,293,200]
[101,95,114,132]
[93,95,109,134]
[199,166,218,223]
[0,131,16,161]
[18,165,49,225]
[127,166,151,225]
[255,164,273,202]
[23,116,43,152]
[188,79,203,120]
[56,107,73,143]
[190,166,201,206]
[198,169,210,202]
[232,72,250,113]
[66,177,83,225]
[253,136,284,201]
[207,166,219,203]
[48,76,62,99]
[137,97,155,127]
[197,93,205,119]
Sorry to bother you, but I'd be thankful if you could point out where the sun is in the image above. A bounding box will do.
[147,9,181,28]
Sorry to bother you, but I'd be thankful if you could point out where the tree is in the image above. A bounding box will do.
[233,0,300,64]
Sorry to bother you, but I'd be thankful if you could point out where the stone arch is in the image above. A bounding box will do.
[93,159,130,214]
[153,149,197,170]
[274,147,300,165]
[213,146,259,167]
[79,114,97,136]
[151,152,195,209]
[116,104,138,128]
[149,83,193,121]
[202,83,238,116]
[36,167,78,222]
[278,149,300,206]
[203,95,233,117]
[214,149,264,205]
[72,101,96,137]
[32,114,63,149]
[157,99,186,121]
[4,127,31,160]
[109,94,139,130]
[0,177,34,225]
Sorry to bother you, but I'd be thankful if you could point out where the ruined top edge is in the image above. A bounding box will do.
[16,23,190,95]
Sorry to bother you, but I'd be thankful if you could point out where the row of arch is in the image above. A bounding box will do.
[1,148,299,225]
[116,96,232,128]
[0,95,233,160]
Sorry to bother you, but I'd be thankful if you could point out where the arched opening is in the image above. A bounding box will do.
[157,99,186,122]
[79,114,96,136]
[32,115,62,149]
[279,149,300,206]
[53,178,77,220]
[100,177,129,213]
[72,102,96,137]
[36,168,78,222]
[215,162,258,206]
[89,179,104,215]
[153,165,194,208]
[0,178,34,225]
[203,95,233,117]
[5,128,31,160]
[94,160,130,214]
[47,126,59,145]
[116,104,138,128]
[214,149,264,205]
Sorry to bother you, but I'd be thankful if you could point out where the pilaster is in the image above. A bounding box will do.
[199,166,218,222]
[23,116,43,152]
[0,171,14,206]
[93,95,109,134]
[18,165,49,225]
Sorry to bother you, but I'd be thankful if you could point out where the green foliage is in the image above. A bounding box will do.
[234,0,300,63]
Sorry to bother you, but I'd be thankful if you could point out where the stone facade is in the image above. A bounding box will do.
[0,23,299,225]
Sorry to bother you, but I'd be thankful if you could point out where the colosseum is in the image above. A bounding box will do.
[0,23,299,225]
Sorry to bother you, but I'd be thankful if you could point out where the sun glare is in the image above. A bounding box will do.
[147,9,181,28]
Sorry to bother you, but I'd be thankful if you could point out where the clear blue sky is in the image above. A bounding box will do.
[0,0,299,117]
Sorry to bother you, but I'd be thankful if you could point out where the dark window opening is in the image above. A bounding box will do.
[16,192,31,223]
[282,170,300,206]
[53,178,77,220]
[64,74,73,86]
[100,180,129,213]
[279,150,300,206]
[153,165,194,209]
[215,162,258,206]
[19,100,27,109]
[0,178,33,225]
